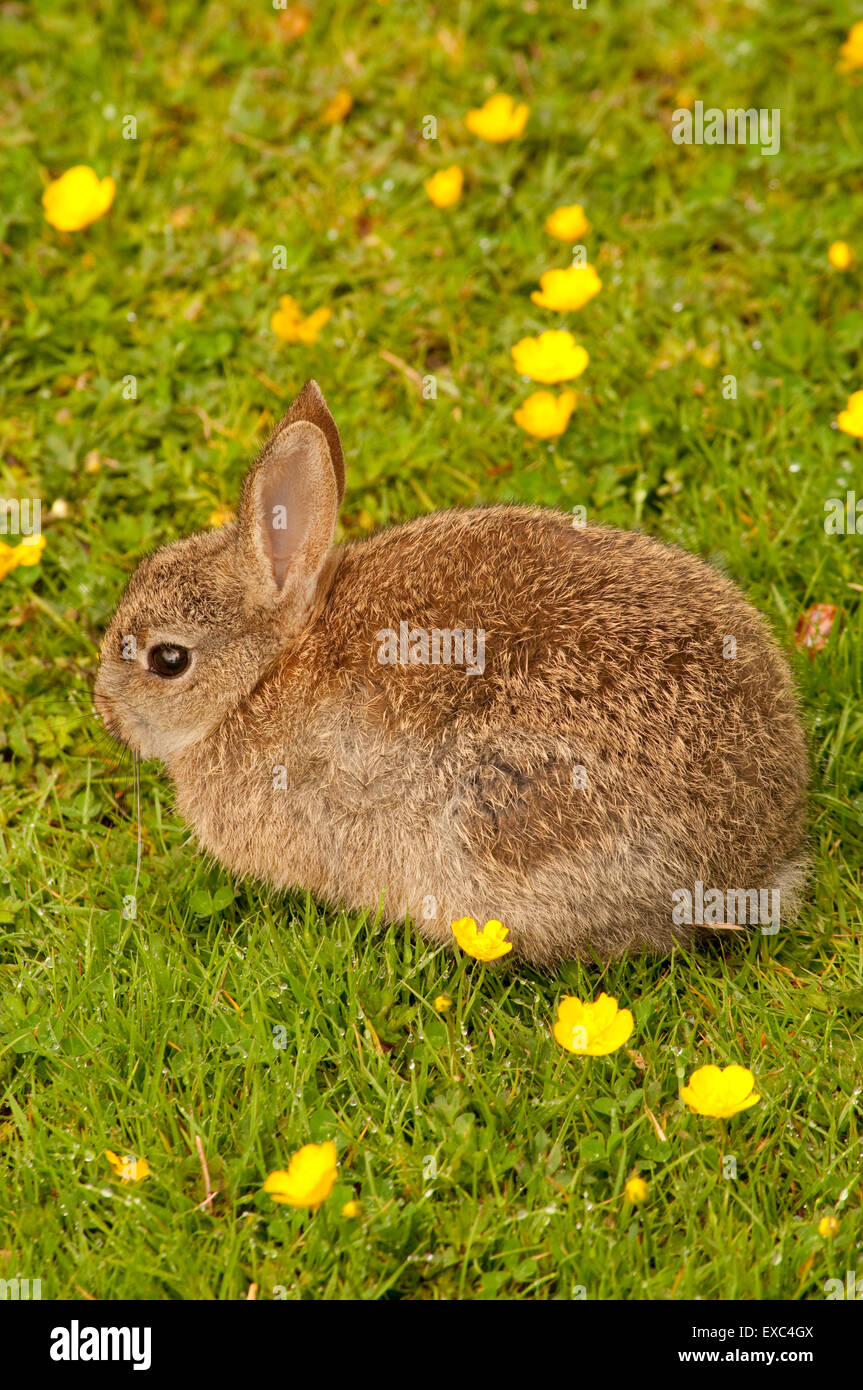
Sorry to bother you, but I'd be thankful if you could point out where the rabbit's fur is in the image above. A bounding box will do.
[95,382,808,965]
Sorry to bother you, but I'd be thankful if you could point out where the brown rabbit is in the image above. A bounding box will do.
[94,382,808,965]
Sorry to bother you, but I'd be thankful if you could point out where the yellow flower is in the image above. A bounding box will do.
[0,533,46,580]
[680,1064,761,1118]
[624,1175,649,1205]
[818,1215,839,1238]
[545,205,590,241]
[829,240,854,270]
[208,505,236,527]
[450,916,512,962]
[321,89,353,124]
[838,21,863,73]
[531,264,602,312]
[104,1150,150,1183]
[263,1141,337,1209]
[553,992,634,1056]
[341,1200,360,1218]
[424,166,464,208]
[271,295,332,345]
[433,993,452,1012]
[43,166,115,232]
[0,544,18,582]
[11,533,46,567]
[512,330,589,384]
[837,389,863,437]
[514,389,577,439]
[14,534,46,567]
[465,93,529,142]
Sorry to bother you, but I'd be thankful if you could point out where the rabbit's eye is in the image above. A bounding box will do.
[148,644,190,678]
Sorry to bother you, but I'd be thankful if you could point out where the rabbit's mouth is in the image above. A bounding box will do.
[94,688,208,761]
[93,690,146,754]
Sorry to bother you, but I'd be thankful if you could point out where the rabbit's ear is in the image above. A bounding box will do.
[271,380,345,504]
[238,391,341,603]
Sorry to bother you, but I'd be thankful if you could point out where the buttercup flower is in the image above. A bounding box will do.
[105,1150,150,1183]
[271,295,332,345]
[514,389,577,439]
[263,1141,337,1209]
[818,1215,839,1238]
[450,916,512,961]
[838,21,863,73]
[512,330,589,384]
[208,505,235,527]
[0,545,18,583]
[837,390,863,437]
[829,241,854,270]
[43,166,115,232]
[680,1065,760,1118]
[531,264,602,312]
[624,1175,649,1205]
[424,166,464,208]
[433,993,452,1012]
[321,89,352,124]
[11,533,46,566]
[545,204,590,241]
[465,93,529,142]
[553,992,634,1056]
[341,1200,360,1218]
[0,533,46,581]
[16,534,46,567]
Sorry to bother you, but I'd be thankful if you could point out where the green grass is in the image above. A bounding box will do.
[1,0,862,1300]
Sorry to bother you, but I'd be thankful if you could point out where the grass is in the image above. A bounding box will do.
[1,0,862,1300]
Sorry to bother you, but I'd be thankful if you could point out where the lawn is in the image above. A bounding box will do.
[0,0,861,1300]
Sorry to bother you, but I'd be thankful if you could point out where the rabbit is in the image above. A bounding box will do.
[94,381,808,966]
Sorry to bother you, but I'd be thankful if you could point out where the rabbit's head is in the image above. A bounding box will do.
[94,381,345,760]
